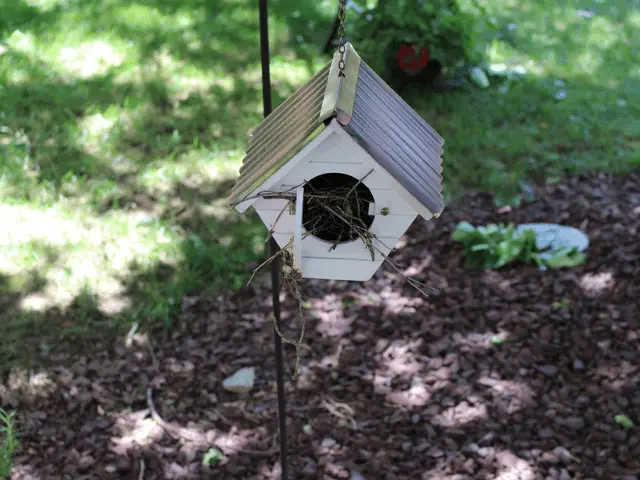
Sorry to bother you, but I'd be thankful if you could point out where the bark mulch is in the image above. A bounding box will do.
[3,172,639,480]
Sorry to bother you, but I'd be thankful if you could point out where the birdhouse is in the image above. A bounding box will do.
[229,43,444,281]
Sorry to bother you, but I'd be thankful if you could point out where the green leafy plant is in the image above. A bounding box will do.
[202,447,224,466]
[490,336,508,345]
[614,414,634,429]
[0,409,18,479]
[452,222,586,270]
[350,0,491,75]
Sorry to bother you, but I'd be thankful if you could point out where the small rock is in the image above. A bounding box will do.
[463,443,480,454]
[539,365,558,376]
[223,367,255,393]
[539,427,555,438]
[560,468,571,480]
[321,437,337,448]
[477,447,491,457]
[463,458,475,473]
[542,452,559,464]
[302,457,317,474]
[564,416,586,430]
[427,446,444,458]
[612,429,627,442]
[353,333,368,343]
[351,472,367,480]
[411,414,420,424]
[480,432,495,444]
[552,446,576,463]
[573,359,585,370]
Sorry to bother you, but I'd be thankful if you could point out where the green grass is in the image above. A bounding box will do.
[407,0,640,204]
[0,0,638,367]
[0,409,18,478]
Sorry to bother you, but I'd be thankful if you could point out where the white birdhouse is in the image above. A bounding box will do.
[229,43,445,281]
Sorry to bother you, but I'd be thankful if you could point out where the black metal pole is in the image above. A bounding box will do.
[259,1,289,478]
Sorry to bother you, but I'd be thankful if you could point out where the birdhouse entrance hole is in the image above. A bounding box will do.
[302,173,375,244]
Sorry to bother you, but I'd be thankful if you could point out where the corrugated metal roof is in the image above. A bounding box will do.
[228,63,331,206]
[344,62,445,215]
[229,43,445,217]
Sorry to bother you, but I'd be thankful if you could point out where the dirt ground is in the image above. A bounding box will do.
[4,172,640,480]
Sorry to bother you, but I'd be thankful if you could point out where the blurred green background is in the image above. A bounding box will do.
[0,0,638,366]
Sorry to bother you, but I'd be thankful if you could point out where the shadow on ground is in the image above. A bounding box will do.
[5,172,640,479]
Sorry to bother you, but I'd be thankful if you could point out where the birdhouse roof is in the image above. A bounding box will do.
[229,43,445,217]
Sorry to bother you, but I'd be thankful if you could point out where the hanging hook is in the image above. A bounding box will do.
[338,0,347,77]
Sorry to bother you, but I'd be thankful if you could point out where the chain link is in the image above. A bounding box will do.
[337,0,347,77]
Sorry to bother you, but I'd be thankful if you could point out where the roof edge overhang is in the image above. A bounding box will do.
[319,42,361,126]
[230,123,329,213]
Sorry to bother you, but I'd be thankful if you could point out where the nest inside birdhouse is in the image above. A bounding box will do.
[301,172,376,253]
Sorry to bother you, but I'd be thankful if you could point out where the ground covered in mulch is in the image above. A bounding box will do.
[4,172,640,480]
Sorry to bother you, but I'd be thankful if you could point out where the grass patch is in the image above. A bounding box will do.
[0,0,333,367]
[0,0,638,367]
[408,0,640,203]
[0,408,18,478]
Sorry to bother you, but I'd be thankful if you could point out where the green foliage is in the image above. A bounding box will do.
[350,0,491,73]
[614,414,634,429]
[202,447,224,466]
[0,409,18,479]
[452,222,586,270]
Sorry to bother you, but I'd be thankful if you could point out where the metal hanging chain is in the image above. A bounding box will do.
[337,0,347,77]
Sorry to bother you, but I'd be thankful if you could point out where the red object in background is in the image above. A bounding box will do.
[397,43,430,76]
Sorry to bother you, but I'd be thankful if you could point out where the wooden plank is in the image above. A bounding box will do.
[307,132,363,164]
[257,208,417,239]
[272,233,396,260]
[302,257,383,281]
[256,188,414,213]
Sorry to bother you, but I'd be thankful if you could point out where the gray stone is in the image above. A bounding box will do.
[612,429,628,442]
[552,446,577,463]
[539,365,558,376]
[321,437,337,448]
[539,427,555,438]
[222,367,255,393]
[564,416,586,430]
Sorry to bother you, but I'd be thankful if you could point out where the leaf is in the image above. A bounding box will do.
[452,221,476,241]
[490,336,507,345]
[202,447,224,466]
[470,243,490,251]
[615,414,634,429]
[542,248,586,268]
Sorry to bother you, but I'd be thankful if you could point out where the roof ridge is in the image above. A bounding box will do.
[319,42,361,126]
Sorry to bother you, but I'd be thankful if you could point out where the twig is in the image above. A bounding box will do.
[379,249,439,297]
[264,200,293,244]
[215,434,281,457]
[322,396,357,429]
[344,168,374,200]
[247,237,293,286]
[138,459,145,480]
[147,337,159,373]
[230,182,306,207]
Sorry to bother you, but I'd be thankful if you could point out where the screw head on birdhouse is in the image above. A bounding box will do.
[229,43,445,282]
